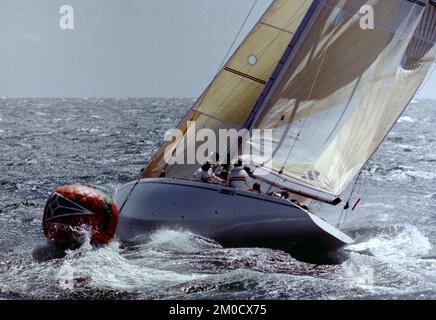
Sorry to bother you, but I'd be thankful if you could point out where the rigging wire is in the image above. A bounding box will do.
[216,0,259,74]
[336,169,364,227]
[349,168,370,221]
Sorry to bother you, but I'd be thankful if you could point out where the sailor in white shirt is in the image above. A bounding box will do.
[227,159,250,191]
[194,162,224,185]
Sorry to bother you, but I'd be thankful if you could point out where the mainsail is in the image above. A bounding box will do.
[143,0,314,179]
[144,0,436,201]
[245,0,436,197]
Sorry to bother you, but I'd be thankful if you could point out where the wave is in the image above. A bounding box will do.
[55,232,204,294]
[341,225,436,295]
[129,229,222,253]
[397,116,416,124]
[366,164,436,182]
[3,225,434,300]
[348,225,432,259]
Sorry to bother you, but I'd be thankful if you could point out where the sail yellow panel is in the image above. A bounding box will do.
[143,0,314,179]
[249,0,436,196]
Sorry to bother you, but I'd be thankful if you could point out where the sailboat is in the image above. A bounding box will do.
[114,0,436,259]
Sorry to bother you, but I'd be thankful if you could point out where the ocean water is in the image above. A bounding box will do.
[0,97,435,300]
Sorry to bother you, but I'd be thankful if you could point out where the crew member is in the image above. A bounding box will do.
[210,152,221,176]
[227,159,250,190]
[248,183,262,194]
[194,162,224,185]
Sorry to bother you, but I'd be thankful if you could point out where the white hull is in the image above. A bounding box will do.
[114,179,353,257]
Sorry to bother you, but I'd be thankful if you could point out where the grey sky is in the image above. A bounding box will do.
[0,0,435,98]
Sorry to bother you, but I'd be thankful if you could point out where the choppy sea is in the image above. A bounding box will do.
[0,97,435,300]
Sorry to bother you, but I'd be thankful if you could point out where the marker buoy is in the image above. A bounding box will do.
[42,184,118,247]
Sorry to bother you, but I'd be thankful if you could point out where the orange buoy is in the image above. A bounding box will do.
[42,184,118,247]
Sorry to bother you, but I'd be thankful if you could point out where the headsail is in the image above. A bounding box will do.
[143,0,315,179]
[245,0,436,197]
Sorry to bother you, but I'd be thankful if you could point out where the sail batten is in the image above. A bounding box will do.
[260,21,296,34]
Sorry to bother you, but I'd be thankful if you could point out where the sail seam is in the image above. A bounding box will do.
[192,110,243,129]
[259,21,295,35]
[224,67,267,85]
